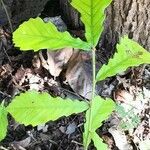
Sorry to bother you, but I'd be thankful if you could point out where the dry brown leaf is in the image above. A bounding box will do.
[0,64,12,77]
[39,48,73,77]
[14,67,32,86]
[65,50,92,99]
[102,134,115,149]
[38,48,92,99]
[108,127,132,150]
[114,89,134,103]
[11,137,31,149]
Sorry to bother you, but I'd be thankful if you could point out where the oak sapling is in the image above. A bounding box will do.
[0,0,150,149]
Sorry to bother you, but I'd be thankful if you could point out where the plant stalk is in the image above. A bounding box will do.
[92,48,96,102]
[85,47,96,150]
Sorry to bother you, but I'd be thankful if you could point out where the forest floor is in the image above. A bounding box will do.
[0,2,150,150]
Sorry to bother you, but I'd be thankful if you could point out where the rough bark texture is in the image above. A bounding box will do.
[59,0,82,29]
[103,0,150,51]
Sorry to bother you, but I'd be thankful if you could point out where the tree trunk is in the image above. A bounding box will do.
[103,0,150,51]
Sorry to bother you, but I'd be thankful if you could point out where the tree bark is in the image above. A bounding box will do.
[103,0,150,51]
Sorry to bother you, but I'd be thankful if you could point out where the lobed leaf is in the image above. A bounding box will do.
[83,108,91,149]
[7,91,89,126]
[71,0,112,47]
[96,36,150,81]
[90,96,115,131]
[91,132,108,150]
[13,17,90,51]
[83,96,115,149]
[0,104,8,141]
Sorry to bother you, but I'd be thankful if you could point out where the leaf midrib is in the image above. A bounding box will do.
[14,33,84,45]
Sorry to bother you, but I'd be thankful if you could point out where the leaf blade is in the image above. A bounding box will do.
[96,36,150,81]
[7,91,89,126]
[0,104,8,141]
[91,132,108,150]
[83,109,91,149]
[90,96,115,131]
[83,96,115,149]
[71,0,112,47]
[13,17,90,51]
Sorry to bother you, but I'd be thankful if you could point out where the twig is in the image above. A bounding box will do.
[0,91,11,98]
[71,140,83,146]
[0,0,13,32]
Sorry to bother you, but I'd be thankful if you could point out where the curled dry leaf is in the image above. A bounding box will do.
[39,48,73,77]
[65,50,92,99]
[108,127,132,150]
[38,47,92,99]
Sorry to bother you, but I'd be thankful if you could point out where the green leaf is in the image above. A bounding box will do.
[83,96,115,149]
[0,104,8,141]
[116,104,141,130]
[83,108,91,149]
[116,104,127,118]
[96,36,150,81]
[71,0,112,47]
[7,91,89,126]
[90,96,115,131]
[13,17,90,51]
[91,132,108,150]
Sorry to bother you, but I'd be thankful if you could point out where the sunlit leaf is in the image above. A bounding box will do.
[13,17,90,51]
[0,104,8,141]
[91,132,108,150]
[71,0,112,47]
[83,108,91,150]
[97,36,150,81]
[83,96,115,149]
[91,96,115,130]
[7,91,89,126]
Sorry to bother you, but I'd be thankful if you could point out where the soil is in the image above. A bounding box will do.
[0,0,150,150]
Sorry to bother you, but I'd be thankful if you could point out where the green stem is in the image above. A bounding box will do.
[92,48,96,102]
[85,47,96,150]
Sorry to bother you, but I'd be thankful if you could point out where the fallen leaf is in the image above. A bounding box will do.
[11,137,31,148]
[114,89,134,103]
[14,66,45,91]
[66,122,76,135]
[59,126,66,134]
[39,48,73,77]
[109,127,132,150]
[65,50,92,99]
[37,124,48,133]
